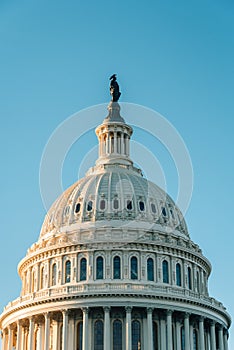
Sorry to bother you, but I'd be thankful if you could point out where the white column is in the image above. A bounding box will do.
[1,329,6,350]
[199,317,205,350]
[184,313,190,350]
[16,321,22,350]
[190,324,193,349]
[114,131,117,153]
[121,133,124,155]
[82,307,89,350]
[37,324,43,350]
[147,308,153,350]
[21,327,27,350]
[160,316,166,349]
[44,312,50,350]
[28,317,35,350]
[167,310,173,350]
[176,319,181,350]
[104,307,111,350]
[224,330,229,350]
[7,326,13,350]
[69,317,75,350]
[62,310,69,350]
[218,325,224,350]
[210,321,216,350]
[126,136,130,156]
[126,306,132,350]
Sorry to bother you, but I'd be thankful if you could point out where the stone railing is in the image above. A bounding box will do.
[2,282,227,317]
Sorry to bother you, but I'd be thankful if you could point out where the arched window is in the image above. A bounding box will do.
[139,201,145,211]
[176,263,182,287]
[113,198,119,210]
[113,320,122,350]
[96,256,104,280]
[126,200,133,210]
[100,199,106,210]
[80,258,87,281]
[94,320,103,350]
[87,200,93,212]
[132,320,141,350]
[76,322,83,350]
[52,263,57,286]
[113,256,121,279]
[193,329,198,350]
[153,322,159,350]
[151,203,157,214]
[75,202,81,213]
[162,260,169,283]
[188,267,192,290]
[65,260,71,283]
[131,257,138,280]
[196,271,200,293]
[147,258,154,281]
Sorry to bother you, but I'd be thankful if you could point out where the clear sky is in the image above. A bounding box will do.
[0,0,234,347]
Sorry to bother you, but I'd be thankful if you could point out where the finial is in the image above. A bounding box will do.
[109,74,121,102]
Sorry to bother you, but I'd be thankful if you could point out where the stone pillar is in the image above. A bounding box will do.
[16,320,22,350]
[7,325,13,350]
[184,313,190,350]
[160,316,166,349]
[114,131,117,153]
[1,329,6,350]
[121,133,124,155]
[224,330,229,350]
[166,310,173,350]
[104,307,111,350]
[44,312,50,350]
[126,136,130,156]
[62,310,69,350]
[210,321,216,350]
[218,325,224,350]
[82,307,89,350]
[37,324,43,350]
[28,317,35,350]
[147,308,153,350]
[126,306,132,350]
[190,324,193,349]
[175,319,181,350]
[198,317,205,350]
[69,317,75,350]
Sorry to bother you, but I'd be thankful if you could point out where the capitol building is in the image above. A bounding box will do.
[0,79,231,350]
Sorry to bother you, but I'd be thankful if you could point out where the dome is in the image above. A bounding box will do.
[40,166,188,239]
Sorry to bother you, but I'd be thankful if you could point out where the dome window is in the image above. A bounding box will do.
[113,198,119,210]
[126,200,133,211]
[65,260,71,283]
[87,200,93,212]
[170,208,175,220]
[80,258,87,281]
[96,256,104,279]
[131,256,138,279]
[147,258,154,281]
[161,207,167,217]
[151,203,157,214]
[162,260,169,283]
[100,199,106,211]
[113,256,121,279]
[139,201,145,211]
[75,203,81,213]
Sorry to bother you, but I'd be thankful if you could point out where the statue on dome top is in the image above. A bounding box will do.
[109,74,121,102]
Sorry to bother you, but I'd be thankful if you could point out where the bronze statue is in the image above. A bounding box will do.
[109,74,121,102]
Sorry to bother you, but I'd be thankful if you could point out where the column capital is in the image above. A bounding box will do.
[217,324,223,331]
[43,312,51,319]
[147,307,153,314]
[61,309,69,316]
[184,312,190,319]
[166,309,173,316]
[125,306,132,313]
[210,320,216,327]
[82,307,89,314]
[199,316,205,322]
[104,306,111,313]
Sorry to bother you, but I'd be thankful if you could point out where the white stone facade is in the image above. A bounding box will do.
[0,101,231,350]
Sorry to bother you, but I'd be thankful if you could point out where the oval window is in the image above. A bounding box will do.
[139,201,145,211]
[75,203,81,213]
[100,199,106,210]
[87,201,93,212]
[126,200,133,211]
[151,203,156,214]
[162,207,167,217]
[113,198,119,210]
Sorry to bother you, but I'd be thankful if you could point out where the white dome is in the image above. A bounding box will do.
[40,165,188,239]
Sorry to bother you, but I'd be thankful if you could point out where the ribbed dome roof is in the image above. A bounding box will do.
[40,165,188,239]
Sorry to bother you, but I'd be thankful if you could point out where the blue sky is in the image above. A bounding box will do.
[0,0,234,347]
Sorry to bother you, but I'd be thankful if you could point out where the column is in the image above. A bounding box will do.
[114,131,117,153]
[147,308,153,350]
[62,310,69,350]
[160,315,166,349]
[190,324,193,349]
[44,312,50,350]
[184,313,190,350]
[104,307,111,350]
[16,320,22,350]
[21,327,28,350]
[218,325,224,350]
[224,330,229,350]
[7,326,13,350]
[176,319,181,350]
[126,136,130,156]
[198,317,205,350]
[37,324,43,350]
[69,317,75,350]
[166,310,173,350]
[82,307,89,350]
[28,317,35,350]
[1,329,6,350]
[121,133,124,155]
[210,321,216,350]
[126,306,132,350]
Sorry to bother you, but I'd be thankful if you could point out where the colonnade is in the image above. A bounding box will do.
[1,306,229,350]
[99,131,130,158]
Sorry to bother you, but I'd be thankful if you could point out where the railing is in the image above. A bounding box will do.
[3,282,226,314]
